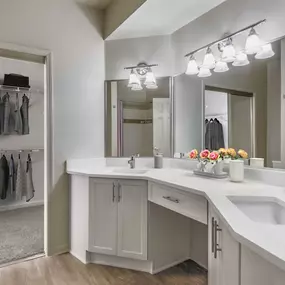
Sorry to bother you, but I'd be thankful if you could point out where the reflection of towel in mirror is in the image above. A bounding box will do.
[26,155,35,202]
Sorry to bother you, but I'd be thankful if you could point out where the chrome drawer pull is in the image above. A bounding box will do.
[163,196,179,203]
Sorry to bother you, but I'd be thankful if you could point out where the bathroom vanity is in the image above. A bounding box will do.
[67,158,285,285]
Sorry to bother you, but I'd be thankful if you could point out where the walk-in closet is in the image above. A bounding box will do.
[0,50,45,265]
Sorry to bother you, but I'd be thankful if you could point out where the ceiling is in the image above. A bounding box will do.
[75,0,114,9]
[107,0,227,40]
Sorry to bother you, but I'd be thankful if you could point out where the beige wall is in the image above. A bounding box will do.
[0,0,105,255]
[104,0,146,39]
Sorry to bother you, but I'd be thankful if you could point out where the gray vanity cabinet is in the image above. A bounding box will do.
[88,178,148,260]
[208,206,239,285]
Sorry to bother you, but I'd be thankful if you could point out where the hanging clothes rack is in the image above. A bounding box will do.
[0,148,43,153]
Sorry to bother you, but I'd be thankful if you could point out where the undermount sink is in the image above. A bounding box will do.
[112,168,148,174]
[228,196,285,225]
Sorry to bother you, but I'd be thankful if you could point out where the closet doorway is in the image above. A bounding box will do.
[0,44,52,266]
[204,86,254,157]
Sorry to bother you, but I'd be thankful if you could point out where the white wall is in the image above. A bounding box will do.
[174,75,203,153]
[123,108,153,156]
[267,58,281,166]
[0,57,44,209]
[0,0,105,255]
[172,0,285,75]
[105,35,173,80]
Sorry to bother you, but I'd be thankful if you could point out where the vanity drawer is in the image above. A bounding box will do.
[148,182,207,225]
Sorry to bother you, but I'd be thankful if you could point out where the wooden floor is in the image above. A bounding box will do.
[0,254,207,285]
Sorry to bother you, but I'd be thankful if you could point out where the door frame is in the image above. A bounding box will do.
[0,41,54,256]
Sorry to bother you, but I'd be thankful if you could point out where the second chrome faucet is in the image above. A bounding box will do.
[128,154,140,169]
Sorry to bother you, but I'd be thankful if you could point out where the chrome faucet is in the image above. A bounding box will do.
[128,154,139,169]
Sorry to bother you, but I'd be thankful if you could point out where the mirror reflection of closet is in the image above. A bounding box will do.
[204,87,253,157]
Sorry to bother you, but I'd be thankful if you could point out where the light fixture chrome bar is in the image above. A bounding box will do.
[124,64,158,70]
[184,19,266,58]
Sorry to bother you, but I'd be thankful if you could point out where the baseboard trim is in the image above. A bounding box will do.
[89,253,152,273]
[70,251,89,264]
[47,244,69,256]
[0,200,44,212]
[151,257,190,274]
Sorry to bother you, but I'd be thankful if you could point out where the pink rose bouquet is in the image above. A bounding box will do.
[209,151,220,162]
[200,149,210,160]
[189,149,198,159]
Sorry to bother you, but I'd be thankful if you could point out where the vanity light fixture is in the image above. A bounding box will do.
[125,63,158,91]
[186,55,199,75]
[184,19,275,77]
[245,28,262,55]
[144,68,158,89]
[214,60,229,73]
[198,67,212,78]
[202,47,216,69]
[131,82,143,91]
[255,43,275,59]
[233,51,250,66]
[221,38,236,63]
[128,69,140,87]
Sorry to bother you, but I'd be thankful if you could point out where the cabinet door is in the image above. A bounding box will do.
[219,221,239,285]
[208,208,220,285]
[89,179,118,255]
[117,180,148,260]
[209,206,240,285]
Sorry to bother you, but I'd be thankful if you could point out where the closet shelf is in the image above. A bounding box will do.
[0,148,44,152]
[0,85,30,92]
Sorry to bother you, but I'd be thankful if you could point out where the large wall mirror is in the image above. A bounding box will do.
[105,77,172,157]
[174,37,284,169]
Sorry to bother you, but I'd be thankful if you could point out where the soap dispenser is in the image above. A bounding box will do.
[153,147,163,169]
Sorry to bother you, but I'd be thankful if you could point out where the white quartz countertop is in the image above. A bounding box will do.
[67,158,285,271]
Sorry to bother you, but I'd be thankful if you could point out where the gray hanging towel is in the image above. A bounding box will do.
[9,155,16,195]
[26,154,35,202]
[15,155,26,201]
[14,93,23,134]
[20,94,29,135]
[0,155,9,200]
[2,93,11,135]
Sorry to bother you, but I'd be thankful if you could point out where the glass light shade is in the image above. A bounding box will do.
[222,43,236,62]
[255,43,275,59]
[202,48,216,69]
[185,56,199,75]
[146,84,158,89]
[198,67,212,78]
[214,61,229,73]
[245,28,262,55]
[233,52,250,66]
[128,70,140,87]
[131,82,143,91]
[144,69,156,86]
